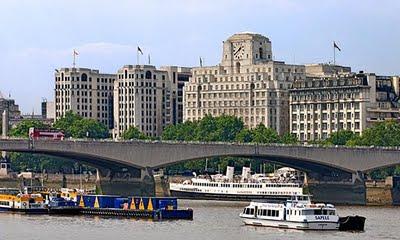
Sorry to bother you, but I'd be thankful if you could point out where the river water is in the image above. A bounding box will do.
[0,200,399,240]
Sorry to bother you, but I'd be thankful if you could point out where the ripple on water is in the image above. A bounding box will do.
[0,200,399,240]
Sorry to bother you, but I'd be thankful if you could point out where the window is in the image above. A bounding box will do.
[81,73,88,81]
[145,71,152,79]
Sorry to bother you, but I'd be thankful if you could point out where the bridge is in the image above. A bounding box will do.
[1,139,400,204]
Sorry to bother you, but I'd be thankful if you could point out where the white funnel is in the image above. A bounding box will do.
[242,167,251,180]
[226,166,234,181]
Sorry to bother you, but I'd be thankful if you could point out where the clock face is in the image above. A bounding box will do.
[233,42,245,60]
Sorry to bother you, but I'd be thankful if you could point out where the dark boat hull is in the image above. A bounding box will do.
[48,207,81,215]
[339,215,366,231]
[170,190,295,201]
[13,208,49,214]
[80,208,193,220]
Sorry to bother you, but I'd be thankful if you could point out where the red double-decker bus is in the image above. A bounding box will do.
[28,127,64,140]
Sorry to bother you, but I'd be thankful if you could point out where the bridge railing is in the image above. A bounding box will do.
[2,136,400,151]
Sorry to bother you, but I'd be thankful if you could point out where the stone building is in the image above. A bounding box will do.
[0,92,21,131]
[41,99,55,120]
[54,68,116,129]
[113,65,191,138]
[289,72,400,142]
[183,32,305,134]
[305,64,351,77]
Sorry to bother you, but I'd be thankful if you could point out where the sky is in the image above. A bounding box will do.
[0,0,399,113]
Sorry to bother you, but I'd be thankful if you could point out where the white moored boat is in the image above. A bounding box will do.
[169,166,303,201]
[240,195,340,230]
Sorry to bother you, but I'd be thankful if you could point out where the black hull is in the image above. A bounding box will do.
[170,190,295,201]
[48,207,81,215]
[12,208,49,214]
[339,215,366,231]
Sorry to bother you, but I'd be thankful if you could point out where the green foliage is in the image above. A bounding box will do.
[9,152,75,173]
[9,120,49,137]
[162,121,198,141]
[122,126,149,140]
[325,130,356,146]
[280,133,298,144]
[348,120,400,147]
[250,124,280,143]
[235,128,253,142]
[53,111,109,139]
[162,115,295,174]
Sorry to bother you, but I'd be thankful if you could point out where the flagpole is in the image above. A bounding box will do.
[333,42,336,66]
[73,51,76,68]
[137,49,139,65]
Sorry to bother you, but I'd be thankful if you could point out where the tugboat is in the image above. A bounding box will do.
[0,191,48,214]
[240,195,365,231]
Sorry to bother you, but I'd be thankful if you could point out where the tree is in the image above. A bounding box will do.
[236,128,253,143]
[9,120,49,137]
[251,124,280,143]
[349,120,400,147]
[195,114,218,141]
[122,126,148,140]
[325,130,356,146]
[214,115,244,142]
[54,111,109,139]
[162,121,198,141]
[280,133,298,144]
[69,118,109,139]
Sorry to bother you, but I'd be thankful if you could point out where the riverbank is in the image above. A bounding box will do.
[1,175,399,206]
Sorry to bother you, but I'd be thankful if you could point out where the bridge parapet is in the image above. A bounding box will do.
[0,139,399,173]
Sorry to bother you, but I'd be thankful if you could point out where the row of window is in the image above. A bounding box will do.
[194,66,304,76]
[292,102,361,111]
[292,121,361,131]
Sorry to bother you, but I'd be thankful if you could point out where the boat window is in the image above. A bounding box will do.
[328,210,335,215]
[263,209,267,216]
[314,209,322,215]
[322,210,328,215]
[250,208,254,215]
[0,201,10,206]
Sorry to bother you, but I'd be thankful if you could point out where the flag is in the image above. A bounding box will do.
[137,46,143,55]
[333,41,341,51]
[73,49,79,55]
[199,57,203,67]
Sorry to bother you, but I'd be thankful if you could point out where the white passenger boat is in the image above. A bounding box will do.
[240,195,340,230]
[170,166,303,201]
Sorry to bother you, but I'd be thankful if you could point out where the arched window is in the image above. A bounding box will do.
[259,48,263,59]
[81,73,88,81]
[145,71,152,79]
[236,62,241,74]
[124,70,128,79]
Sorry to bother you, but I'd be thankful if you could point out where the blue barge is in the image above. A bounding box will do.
[76,195,193,220]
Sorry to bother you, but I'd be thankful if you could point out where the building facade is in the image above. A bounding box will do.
[305,64,351,77]
[0,93,20,120]
[54,68,115,129]
[113,65,191,139]
[290,72,400,142]
[183,32,305,134]
[0,92,21,132]
[41,99,55,120]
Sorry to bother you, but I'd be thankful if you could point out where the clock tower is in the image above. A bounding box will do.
[221,32,273,69]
